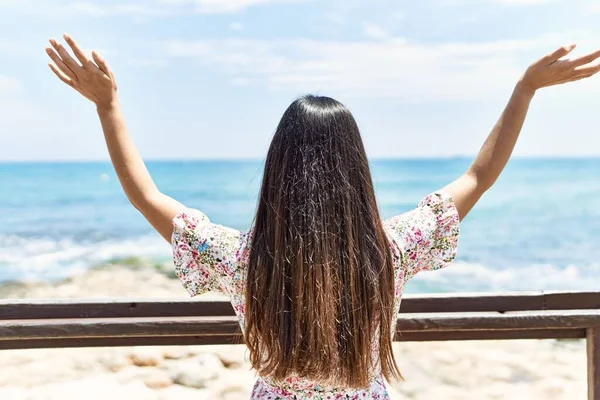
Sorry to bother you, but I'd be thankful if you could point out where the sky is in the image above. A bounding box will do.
[0,0,599,161]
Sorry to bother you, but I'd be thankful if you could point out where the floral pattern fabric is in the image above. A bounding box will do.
[172,191,460,399]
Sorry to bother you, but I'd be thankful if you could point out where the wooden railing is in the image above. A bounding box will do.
[1,291,599,399]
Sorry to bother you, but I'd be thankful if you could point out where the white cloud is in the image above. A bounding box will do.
[0,0,298,18]
[159,0,303,14]
[127,58,170,68]
[0,75,21,95]
[230,77,252,86]
[163,31,600,102]
[0,0,173,19]
[444,0,558,4]
[191,0,280,13]
[61,2,168,17]
[584,3,600,13]
[0,40,21,55]
[490,0,555,4]
[362,22,388,39]
[230,22,245,31]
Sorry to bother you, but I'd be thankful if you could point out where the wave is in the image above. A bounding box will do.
[411,261,600,293]
[0,234,170,283]
[2,234,600,293]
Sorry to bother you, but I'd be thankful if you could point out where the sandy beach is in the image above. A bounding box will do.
[0,260,587,399]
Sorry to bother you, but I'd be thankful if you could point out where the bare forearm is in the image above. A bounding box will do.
[96,101,184,241]
[468,81,535,189]
[444,81,535,219]
[96,101,158,207]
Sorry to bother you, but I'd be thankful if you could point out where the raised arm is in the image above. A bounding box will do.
[46,35,183,242]
[444,44,600,221]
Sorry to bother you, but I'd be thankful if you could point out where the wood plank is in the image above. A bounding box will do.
[588,328,600,400]
[400,292,544,313]
[0,335,244,350]
[397,310,600,332]
[0,316,241,340]
[544,292,600,312]
[1,292,599,320]
[397,328,584,342]
[0,299,236,320]
[402,291,600,313]
[1,311,598,341]
[0,328,584,351]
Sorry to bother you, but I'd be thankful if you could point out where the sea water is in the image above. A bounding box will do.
[1,158,599,294]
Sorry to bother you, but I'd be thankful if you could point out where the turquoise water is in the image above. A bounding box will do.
[1,159,600,293]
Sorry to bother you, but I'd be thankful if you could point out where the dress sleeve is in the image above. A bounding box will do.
[383,191,460,280]
[171,209,242,297]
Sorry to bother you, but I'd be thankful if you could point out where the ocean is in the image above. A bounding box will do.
[1,159,600,294]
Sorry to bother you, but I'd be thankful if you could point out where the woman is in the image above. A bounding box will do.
[46,35,600,399]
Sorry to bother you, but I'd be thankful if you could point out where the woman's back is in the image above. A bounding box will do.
[172,191,459,398]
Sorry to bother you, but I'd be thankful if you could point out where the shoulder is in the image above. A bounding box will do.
[383,190,460,277]
[171,208,247,296]
[172,209,244,254]
[383,191,459,246]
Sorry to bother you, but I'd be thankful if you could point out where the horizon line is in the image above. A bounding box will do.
[2,155,600,164]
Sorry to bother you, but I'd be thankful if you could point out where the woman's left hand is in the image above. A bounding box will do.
[46,34,118,110]
[520,44,600,93]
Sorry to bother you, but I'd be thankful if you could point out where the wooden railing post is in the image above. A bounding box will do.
[588,328,600,400]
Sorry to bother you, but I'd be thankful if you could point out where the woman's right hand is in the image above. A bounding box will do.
[520,44,600,94]
[46,34,118,110]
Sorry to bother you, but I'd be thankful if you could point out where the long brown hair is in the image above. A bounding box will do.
[245,95,400,388]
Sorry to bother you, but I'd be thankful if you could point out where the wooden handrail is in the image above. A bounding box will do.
[1,310,599,340]
[1,291,599,319]
[1,291,599,399]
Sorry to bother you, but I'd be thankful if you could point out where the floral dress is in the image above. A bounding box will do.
[171,191,460,399]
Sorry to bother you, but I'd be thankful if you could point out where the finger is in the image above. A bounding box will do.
[50,38,82,73]
[63,34,102,74]
[569,49,600,68]
[567,72,597,83]
[553,69,599,86]
[573,62,600,75]
[543,44,577,64]
[92,50,117,89]
[63,34,92,68]
[45,47,77,80]
[48,63,74,86]
[91,50,110,75]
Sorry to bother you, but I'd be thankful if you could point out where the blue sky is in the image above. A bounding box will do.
[0,0,599,161]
